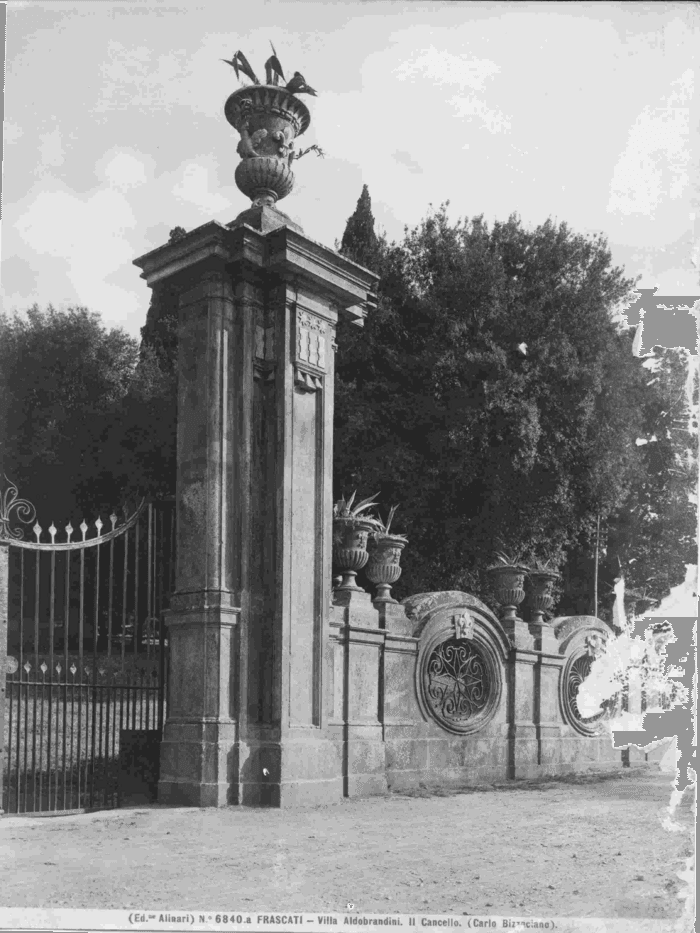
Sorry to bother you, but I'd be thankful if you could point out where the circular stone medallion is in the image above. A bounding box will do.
[419,633,501,735]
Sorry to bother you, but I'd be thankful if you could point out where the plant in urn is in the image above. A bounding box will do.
[222,45,324,210]
[486,548,528,622]
[366,505,408,604]
[525,558,561,625]
[332,492,382,592]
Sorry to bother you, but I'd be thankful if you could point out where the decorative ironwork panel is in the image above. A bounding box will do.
[567,656,601,722]
[425,638,490,729]
[561,649,613,735]
[1,480,176,815]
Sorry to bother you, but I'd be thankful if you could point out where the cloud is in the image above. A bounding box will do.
[171,161,230,214]
[14,185,141,326]
[97,151,150,191]
[607,69,694,218]
[395,48,501,92]
[395,46,509,133]
[94,38,222,120]
[392,151,422,174]
[3,148,237,334]
[449,96,511,134]
[4,122,24,144]
[39,128,64,168]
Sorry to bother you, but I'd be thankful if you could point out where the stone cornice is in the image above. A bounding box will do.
[133,222,231,286]
[134,221,378,324]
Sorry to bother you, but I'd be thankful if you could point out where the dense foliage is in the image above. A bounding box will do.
[602,346,698,610]
[0,304,175,525]
[2,193,694,617]
[334,194,695,611]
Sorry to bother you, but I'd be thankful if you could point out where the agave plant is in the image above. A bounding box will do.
[333,491,382,528]
[332,491,383,590]
[371,504,408,542]
[490,548,526,570]
[529,556,561,574]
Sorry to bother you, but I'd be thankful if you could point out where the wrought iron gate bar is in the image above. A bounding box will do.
[5,500,146,550]
[2,489,174,815]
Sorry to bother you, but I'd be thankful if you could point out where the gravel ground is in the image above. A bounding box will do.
[0,768,694,921]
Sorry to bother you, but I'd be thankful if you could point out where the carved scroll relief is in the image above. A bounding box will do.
[294,309,327,392]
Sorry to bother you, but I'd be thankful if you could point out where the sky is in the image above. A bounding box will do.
[1,0,699,340]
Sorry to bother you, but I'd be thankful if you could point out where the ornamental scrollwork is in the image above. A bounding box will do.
[0,476,37,540]
[425,638,490,730]
[561,647,615,736]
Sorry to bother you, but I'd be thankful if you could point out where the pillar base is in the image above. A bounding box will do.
[502,616,535,650]
[158,780,232,808]
[228,203,303,234]
[158,718,239,808]
[529,620,559,653]
[236,735,343,807]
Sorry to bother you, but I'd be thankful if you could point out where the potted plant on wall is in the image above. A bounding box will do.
[526,557,561,623]
[332,492,382,591]
[486,547,529,621]
[365,505,408,603]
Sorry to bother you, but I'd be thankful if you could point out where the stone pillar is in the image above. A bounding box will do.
[329,590,388,798]
[152,257,238,807]
[533,637,565,773]
[134,211,377,807]
[508,646,539,778]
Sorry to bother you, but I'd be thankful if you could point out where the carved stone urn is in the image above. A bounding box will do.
[225,86,310,206]
[526,570,560,625]
[333,520,376,592]
[366,535,407,604]
[486,565,528,622]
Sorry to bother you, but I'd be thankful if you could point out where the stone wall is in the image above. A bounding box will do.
[329,590,622,793]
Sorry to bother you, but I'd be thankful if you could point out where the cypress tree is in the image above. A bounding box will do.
[339,185,381,272]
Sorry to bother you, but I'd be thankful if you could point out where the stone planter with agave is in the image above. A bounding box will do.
[525,558,561,625]
[332,492,382,591]
[486,549,529,622]
[366,505,408,604]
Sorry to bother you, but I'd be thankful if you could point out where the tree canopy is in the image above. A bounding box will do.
[334,197,692,611]
[0,304,175,525]
[2,194,694,617]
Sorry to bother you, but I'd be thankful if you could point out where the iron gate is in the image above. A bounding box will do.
[1,481,175,814]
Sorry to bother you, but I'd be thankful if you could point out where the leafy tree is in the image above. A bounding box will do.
[0,303,177,527]
[0,305,140,525]
[113,284,180,505]
[601,346,698,611]
[334,203,651,607]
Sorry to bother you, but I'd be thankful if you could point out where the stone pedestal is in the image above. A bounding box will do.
[329,589,388,798]
[134,209,377,806]
[508,647,539,778]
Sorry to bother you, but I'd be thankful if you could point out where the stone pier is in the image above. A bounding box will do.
[134,211,377,806]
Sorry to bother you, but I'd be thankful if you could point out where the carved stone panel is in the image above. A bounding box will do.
[453,611,475,640]
[295,309,327,372]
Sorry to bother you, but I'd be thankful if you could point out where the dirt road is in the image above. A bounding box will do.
[0,769,694,920]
